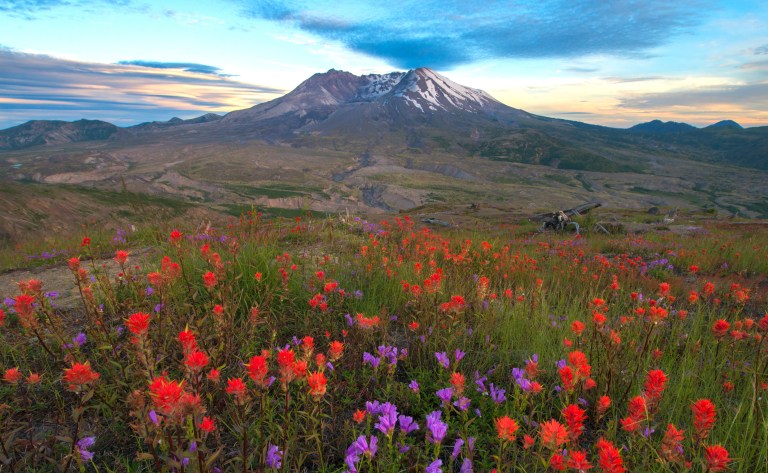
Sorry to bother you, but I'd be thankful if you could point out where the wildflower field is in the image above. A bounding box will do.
[1,212,767,472]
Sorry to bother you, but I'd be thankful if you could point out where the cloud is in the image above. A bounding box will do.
[565,67,599,73]
[755,44,768,55]
[0,0,132,19]
[238,0,712,69]
[118,60,230,76]
[618,83,768,109]
[604,76,668,83]
[0,47,284,129]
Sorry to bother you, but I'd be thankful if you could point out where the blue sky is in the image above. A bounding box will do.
[0,0,766,129]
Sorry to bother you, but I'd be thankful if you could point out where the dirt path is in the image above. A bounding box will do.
[0,248,156,312]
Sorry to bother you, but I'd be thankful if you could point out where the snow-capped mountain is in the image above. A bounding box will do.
[222,67,516,130]
[386,68,499,113]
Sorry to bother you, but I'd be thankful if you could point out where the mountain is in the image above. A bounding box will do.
[1,68,766,173]
[131,113,222,130]
[705,120,743,130]
[629,120,698,133]
[0,119,118,150]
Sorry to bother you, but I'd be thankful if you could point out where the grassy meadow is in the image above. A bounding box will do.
[0,210,766,472]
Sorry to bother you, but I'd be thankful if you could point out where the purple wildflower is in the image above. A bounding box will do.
[436,387,453,404]
[362,352,381,369]
[409,380,420,393]
[375,403,398,436]
[451,438,465,460]
[435,351,450,369]
[266,444,283,469]
[489,383,506,403]
[425,411,448,444]
[460,458,473,473]
[73,332,87,347]
[398,415,419,434]
[455,349,465,362]
[453,397,470,411]
[426,458,443,473]
[76,436,96,462]
[474,371,487,393]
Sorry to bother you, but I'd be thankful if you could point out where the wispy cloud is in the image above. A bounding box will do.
[0,47,284,129]
[604,76,669,83]
[238,0,712,69]
[0,0,133,19]
[118,60,232,76]
[619,83,768,109]
[565,67,599,73]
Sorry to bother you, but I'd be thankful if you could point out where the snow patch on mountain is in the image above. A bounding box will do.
[357,72,406,100]
[391,68,499,113]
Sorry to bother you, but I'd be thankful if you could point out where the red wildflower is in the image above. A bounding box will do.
[14,293,35,317]
[620,396,647,432]
[562,404,587,441]
[63,362,100,391]
[540,419,569,449]
[571,320,586,336]
[126,312,150,337]
[567,450,593,472]
[292,360,308,379]
[643,369,668,403]
[559,366,575,391]
[307,371,328,398]
[597,395,611,415]
[184,351,209,372]
[246,354,269,385]
[207,369,220,383]
[178,328,197,353]
[704,445,731,472]
[3,367,21,384]
[149,376,185,415]
[81,237,91,247]
[523,434,535,449]
[703,281,715,295]
[203,271,217,290]
[68,257,80,271]
[328,340,344,361]
[569,350,591,379]
[661,423,685,463]
[115,250,129,265]
[450,372,466,395]
[198,416,216,433]
[0,308,4,327]
[712,320,730,338]
[596,438,626,473]
[592,312,607,325]
[659,282,671,296]
[353,409,367,423]
[495,415,519,441]
[169,230,182,244]
[27,372,41,384]
[692,399,716,441]
[550,453,565,471]
[225,377,248,401]
[355,313,381,329]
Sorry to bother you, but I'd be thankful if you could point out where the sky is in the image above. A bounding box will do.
[1,0,767,130]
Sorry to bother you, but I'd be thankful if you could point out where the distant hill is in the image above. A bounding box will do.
[705,120,743,130]
[130,113,222,131]
[629,120,698,133]
[0,119,118,150]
